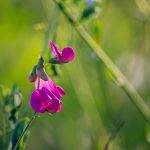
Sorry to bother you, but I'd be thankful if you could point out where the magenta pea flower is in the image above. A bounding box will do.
[49,41,75,64]
[30,76,65,113]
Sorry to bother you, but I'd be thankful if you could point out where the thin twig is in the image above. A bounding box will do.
[52,0,150,123]
[104,121,125,150]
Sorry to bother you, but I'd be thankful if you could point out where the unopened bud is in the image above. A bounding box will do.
[37,56,44,69]
[29,72,37,82]
[29,65,37,82]
[36,68,48,81]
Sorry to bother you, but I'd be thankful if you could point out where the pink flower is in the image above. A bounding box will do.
[30,77,65,113]
[49,41,75,64]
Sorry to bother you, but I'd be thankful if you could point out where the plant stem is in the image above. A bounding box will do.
[52,0,150,122]
[14,70,40,149]
[104,120,125,150]
[13,112,37,150]
[14,66,40,150]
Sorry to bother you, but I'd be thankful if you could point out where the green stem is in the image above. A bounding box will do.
[53,0,150,122]
[13,112,37,150]
[14,31,43,149]
[104,121,125,150]
[14,75,41,149]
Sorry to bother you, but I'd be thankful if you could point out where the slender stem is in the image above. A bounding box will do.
[13,112,37,150]
[37,77,40,89]
[52,0,150,122]
[13,4,57,150]
[13,74,40,149]
[14,77,40,150]
[13,43,42,150]
[103,121,125,150]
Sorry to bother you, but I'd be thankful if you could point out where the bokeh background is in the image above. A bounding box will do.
[0,0,150,149]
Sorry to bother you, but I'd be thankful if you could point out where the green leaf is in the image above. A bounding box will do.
[17,131,30,150]
[7,117,30,150]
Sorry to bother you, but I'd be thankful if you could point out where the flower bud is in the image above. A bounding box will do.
[36,68,48,81]
[28,65,37,82]
[29,72,37,82]
[37,56,44,69]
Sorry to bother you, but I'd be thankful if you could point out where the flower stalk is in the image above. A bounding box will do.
[52,0,150,122]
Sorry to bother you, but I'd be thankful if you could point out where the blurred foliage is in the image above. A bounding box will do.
[0,0,150,150]
[8,117,30,150]
[0,85,29,150]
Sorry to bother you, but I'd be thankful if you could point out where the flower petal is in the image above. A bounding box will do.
[30,89,46,113]
[41,87,57,104]
[57,101,62,112]
[49,41,61,58]
[61,47,75,63]
[47,99,62,113]
[35,77,64,99]
[35,78,49,90]
[57,86,66,96]
[48,78,62,99]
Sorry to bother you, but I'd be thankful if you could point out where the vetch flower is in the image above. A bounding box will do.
[49,41,75,64]
[30,76,65,113]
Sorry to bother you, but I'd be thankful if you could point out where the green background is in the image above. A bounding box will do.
[0,0,150,149]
